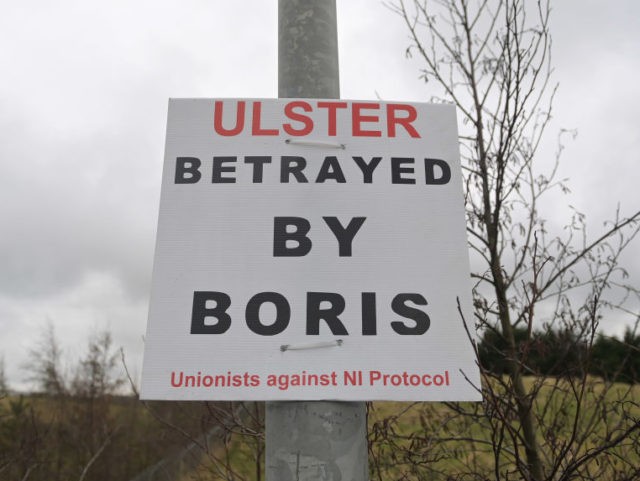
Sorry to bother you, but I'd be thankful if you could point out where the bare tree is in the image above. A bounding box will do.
[24,322,67,396]
[119,347,264,481]
[68,329,125,477]
[371,1,640,480]
[0,355,8,396]
[71,329,124,399]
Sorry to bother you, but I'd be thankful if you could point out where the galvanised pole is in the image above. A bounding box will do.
[266,1,368,480]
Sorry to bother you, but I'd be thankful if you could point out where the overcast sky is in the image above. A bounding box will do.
[1,0,638,391]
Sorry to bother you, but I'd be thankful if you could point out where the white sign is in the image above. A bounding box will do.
[141,98,481,401]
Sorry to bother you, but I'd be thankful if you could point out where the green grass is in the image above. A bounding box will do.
[367,376,640,480]
[6,378,637,481]
[176,377,640,480]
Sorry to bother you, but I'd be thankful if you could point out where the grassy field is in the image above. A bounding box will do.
[0,393,238,481]
[367,376,640,480]
[187,376,640,480]
[4,377,638,480]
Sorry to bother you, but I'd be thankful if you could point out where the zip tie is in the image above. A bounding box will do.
[285,139,346,150]
[280,339,343,352]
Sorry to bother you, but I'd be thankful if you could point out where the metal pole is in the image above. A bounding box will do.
[278,0,340,99]
[266,1,368,480]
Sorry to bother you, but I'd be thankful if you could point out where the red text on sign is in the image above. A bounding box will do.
[213,100,422,138]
